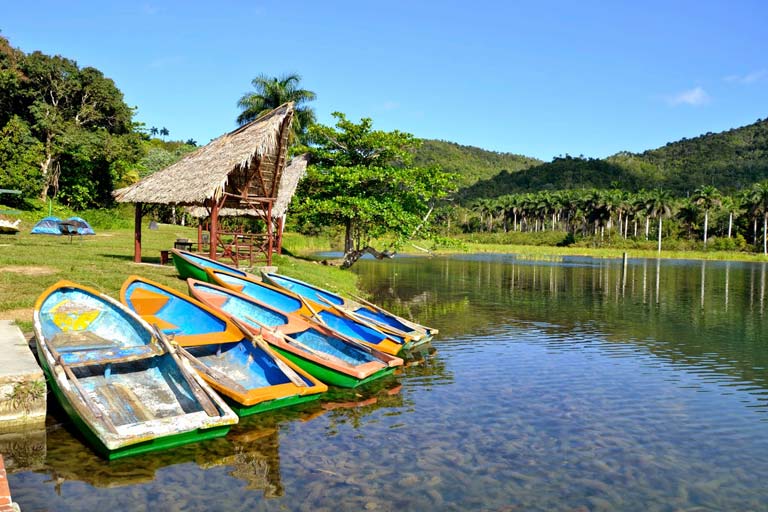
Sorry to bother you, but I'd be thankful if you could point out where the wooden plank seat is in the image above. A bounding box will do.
[50,331,158,367]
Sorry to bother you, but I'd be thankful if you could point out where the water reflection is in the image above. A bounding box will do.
[355,255,768,407]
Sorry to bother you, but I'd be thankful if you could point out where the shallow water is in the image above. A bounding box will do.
[7,255,768,511]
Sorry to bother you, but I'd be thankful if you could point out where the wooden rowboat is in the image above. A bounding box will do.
[187,279,403,388]
[33,280,238,460]
[261,271,437,345]
[206,268,408,355]
[120,276,328,417]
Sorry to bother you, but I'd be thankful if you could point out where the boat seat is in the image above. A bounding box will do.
[51,330,121,352]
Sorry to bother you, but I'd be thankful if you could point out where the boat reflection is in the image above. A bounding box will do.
[15,379,410,495]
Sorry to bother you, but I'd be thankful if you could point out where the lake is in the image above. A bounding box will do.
[6,254,768,511]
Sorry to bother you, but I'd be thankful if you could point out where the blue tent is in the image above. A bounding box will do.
[65,216,95,235]
[30,216,96,235]
[30,216,63,235]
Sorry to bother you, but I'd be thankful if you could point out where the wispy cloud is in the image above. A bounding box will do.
[724,69,768,84]
[666,86,710,107]
[141,3,163,15]
[382,101,400,111]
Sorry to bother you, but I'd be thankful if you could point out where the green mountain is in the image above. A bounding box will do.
[413,139,541,189]
[458,117,768,202]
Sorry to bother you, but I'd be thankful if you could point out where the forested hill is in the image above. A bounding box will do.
[459,117,768,202]
[412,139,541,188]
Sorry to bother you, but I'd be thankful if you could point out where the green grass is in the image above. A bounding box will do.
[0,224,359,332]
[281,231,768,264]
[445,233,768,262]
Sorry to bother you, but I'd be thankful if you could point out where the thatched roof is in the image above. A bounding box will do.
[187,154,309,219]
[114,102,294,206]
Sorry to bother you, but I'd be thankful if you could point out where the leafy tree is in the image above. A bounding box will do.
[745,181,768,255]
[18,50,135,202]
[294,113,456,268]
[237,73,316,142]
[160,127,169,139]
[149,126,158,137]
[0,115,44,198]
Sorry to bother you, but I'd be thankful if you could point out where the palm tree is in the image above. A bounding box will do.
[746,181,768,255]
[149,126,159,137]
[160,127,169,140]
[721,195,740,239]
[237,73,316,142]
[646,189,673,253]
[691,185,722,248]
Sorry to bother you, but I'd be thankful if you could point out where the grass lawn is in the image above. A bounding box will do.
[0,224,358,332]
[280,231,768,263]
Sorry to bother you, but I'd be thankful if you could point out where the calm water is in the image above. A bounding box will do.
[6,254,768,511]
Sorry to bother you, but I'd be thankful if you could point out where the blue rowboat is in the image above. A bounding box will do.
[261,271,437,345]
[187,279,403,388]
[206,268,409,355]
[120,276,328,417]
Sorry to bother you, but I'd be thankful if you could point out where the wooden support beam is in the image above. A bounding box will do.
[209,198,219,260]
[134,203,143,263]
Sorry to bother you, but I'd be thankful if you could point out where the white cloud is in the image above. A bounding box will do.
[724,69,768,84]
[666,86,710,107]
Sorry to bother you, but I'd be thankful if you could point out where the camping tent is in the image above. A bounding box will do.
[65,217,95,235]
[30,216,95,235]
[30,216,63,235]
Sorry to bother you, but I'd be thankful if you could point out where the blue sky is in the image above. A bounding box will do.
[1,1,766,161]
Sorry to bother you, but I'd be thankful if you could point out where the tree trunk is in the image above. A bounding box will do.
[40,133,58,201]
[754,218,758,247]
[342,246,394,269]
[764,213,767,256]
[703,211,709,247]
[728,213,733,238]
[344,219,354,254]
[658,217,663,253]
[645,217,650,240]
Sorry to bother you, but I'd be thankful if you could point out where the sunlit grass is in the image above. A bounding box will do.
[0,225,359,331]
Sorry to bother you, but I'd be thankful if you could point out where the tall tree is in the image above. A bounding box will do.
[746,181,768,255]
[646,189,674,253]
[295,113,455,268]
[691,185,722,247]
[237,73,316,142]
[20,51,135,202]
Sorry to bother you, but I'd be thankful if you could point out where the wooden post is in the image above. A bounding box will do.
[266,201,273,266]
[209,198,219,260]
[197,223,202,254]
[134,203,143,263]
[276,215,284,255]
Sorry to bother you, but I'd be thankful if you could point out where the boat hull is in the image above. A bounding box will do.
[37,332,231,461]
[271,346,396,388]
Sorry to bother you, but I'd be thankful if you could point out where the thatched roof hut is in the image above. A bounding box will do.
[113,103,296,264]
[115,102,294,206]
[186,153,308,219]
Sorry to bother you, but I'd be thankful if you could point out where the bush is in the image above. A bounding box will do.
[710,234,748,252]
